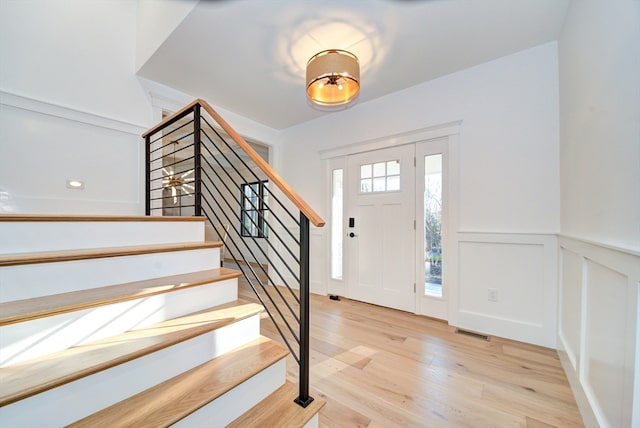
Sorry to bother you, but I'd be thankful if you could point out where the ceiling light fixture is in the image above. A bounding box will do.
[66,179,85,190]
[162,141,194,204]
[162,168,194,204]
[306,49,360,106]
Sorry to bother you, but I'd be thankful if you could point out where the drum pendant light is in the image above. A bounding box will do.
[306,49,360,106]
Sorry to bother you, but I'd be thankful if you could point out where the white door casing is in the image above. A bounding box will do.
[322,122,461,319]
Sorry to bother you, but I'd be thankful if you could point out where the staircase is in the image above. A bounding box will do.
[0,214,324,427]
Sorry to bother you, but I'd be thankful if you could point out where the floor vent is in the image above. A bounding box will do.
[455,328,490,341]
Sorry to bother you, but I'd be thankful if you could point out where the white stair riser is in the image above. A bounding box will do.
[0,248,220,302]
[0,221,205,254]
[0,315,261,427]
[0,278,238,367]
[173,359,287,428]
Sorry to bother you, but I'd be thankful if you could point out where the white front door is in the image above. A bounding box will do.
[345,145,415,312]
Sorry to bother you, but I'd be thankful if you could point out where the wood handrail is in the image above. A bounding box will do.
[142,99,325,228]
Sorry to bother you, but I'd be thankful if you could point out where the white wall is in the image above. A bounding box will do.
[559,0,640,253]
[0,0,152,214]
[0,94,146,214]
[280,42,561,347]
[557,1,640,427]
[136,0,199,71]
[0,0,152,125]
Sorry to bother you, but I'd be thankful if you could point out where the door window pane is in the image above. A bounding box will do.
[387,175,400,191]
[360,178,372,193]
[373,162,386,177]
[386,160,400,175]
[373,177,386,192]
[359,159,400,193]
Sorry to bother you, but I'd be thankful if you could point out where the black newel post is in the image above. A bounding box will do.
[193,104,202,216]
[294,212,314,408]
[145,135,151,215]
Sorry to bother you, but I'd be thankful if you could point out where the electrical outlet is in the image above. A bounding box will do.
[488,288,498,302]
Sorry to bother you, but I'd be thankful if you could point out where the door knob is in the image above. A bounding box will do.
[349,232,357,238]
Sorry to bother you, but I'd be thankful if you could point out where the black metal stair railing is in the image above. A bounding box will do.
[142,100,323,408]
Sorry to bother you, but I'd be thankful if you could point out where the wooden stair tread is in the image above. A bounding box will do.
[227,381,326,428]
[0,268,242,326]
[0,214,206,222]
[67,336,289,428]
[0,300,263,406]
[0,241,222,267]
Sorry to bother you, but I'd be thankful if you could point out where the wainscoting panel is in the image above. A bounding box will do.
[558,247,583,370]
[453,233,558,348]
[558,236,640,428]
[584,260,633,428]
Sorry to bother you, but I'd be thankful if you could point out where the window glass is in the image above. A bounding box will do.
[360,178,372,193]
[373,177,386,192]
[424,154,442,297]
[387,175,400,191]
[240,180,268,238]
[387,160,400,175]
[331,169,344,280]
[359,159,400,193]
[372,162,386,177]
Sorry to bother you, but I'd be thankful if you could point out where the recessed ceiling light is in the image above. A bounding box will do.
[66,179,85,189]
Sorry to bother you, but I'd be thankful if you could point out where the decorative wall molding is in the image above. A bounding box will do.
[457,230,561,236]
[559,233,640,260]
[319,120,462,159]
[0,90,147,135]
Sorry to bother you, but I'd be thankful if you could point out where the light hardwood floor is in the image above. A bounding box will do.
[238,280,583,428]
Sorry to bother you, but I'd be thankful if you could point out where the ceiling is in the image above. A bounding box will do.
[138,0,570,130]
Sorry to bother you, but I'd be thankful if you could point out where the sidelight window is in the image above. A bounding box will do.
[424,154,442,296]
[331,169,344,280]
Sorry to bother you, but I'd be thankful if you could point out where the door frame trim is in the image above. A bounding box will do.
[323,122,462,318]
[319,121,462,160]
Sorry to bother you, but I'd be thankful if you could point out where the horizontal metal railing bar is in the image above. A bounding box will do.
[148,121,195,147]
[197,166,300,296]
[149,156,196,175]
[148,195,195,204]
[200,119,302,230]
[143,103,197,139]
[193,101,325,227]
[151,142,194,162]
[199,154,302,293]
[199,137,301,266]
[152,134,196,153]
[200,126,302,251]
[200,196,301,350]
[199,166,302,308]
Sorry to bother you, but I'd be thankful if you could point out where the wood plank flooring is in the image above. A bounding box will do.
[238,280,583,428]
